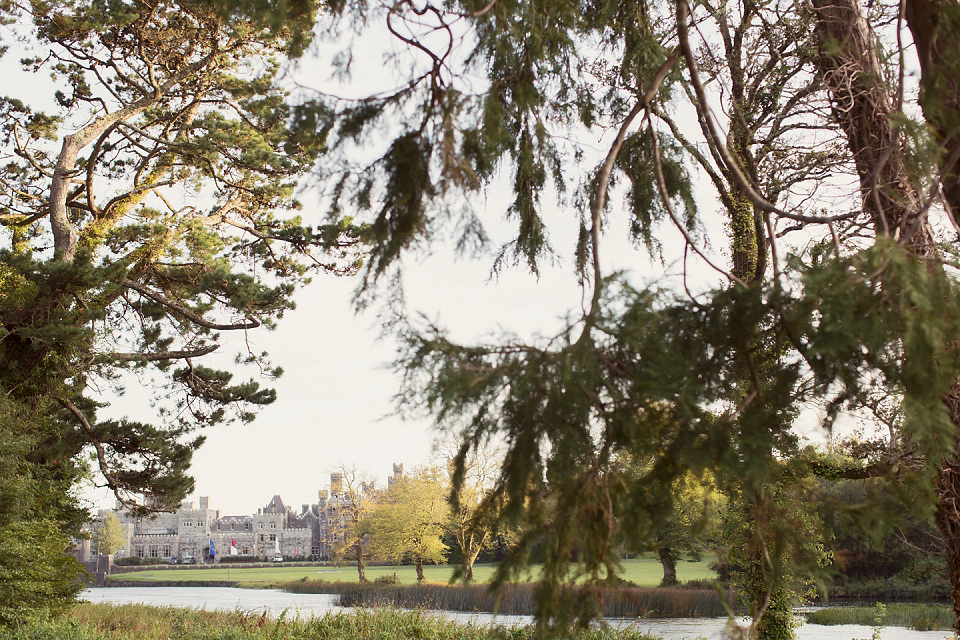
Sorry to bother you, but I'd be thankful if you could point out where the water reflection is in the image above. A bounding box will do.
[81,587,953,640]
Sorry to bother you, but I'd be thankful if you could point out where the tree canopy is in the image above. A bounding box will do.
[365,467,448,582]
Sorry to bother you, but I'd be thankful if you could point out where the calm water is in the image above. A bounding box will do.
[81,587,955,640]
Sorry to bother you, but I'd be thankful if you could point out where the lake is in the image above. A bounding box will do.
[81,587,954,640]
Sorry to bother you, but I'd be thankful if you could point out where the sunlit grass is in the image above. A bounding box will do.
[112,556,717,587]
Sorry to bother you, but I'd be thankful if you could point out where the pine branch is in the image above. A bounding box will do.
[123,279,260,330]
[105,345,220,362]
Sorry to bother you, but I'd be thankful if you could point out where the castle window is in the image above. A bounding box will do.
[231,523,235,530]
[197,520,203,527]
[163,546,171,557]
[269,534,276,541]
[270,523,276,529]
[260,534,264,542]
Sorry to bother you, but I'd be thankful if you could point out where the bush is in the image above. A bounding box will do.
[114,557,167,567]
[218,556,259,564]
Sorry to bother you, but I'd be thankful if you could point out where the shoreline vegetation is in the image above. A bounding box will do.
[803,604,955,631]
[279,581,734,619]
[107,557,716,586]
[4,601,954,639]
[3,605,662,640]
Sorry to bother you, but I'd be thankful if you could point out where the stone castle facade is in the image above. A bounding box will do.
[97,465,403,562]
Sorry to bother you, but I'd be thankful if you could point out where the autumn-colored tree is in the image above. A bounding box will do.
[366,467,448,582]
[92,511,128,575]
[329,465,377,582]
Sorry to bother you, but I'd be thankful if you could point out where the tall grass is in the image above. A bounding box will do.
[1,603,664,639]
[280,581,732,618]
[804,603,954,631]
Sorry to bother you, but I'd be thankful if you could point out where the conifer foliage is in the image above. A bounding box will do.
[314,0,960,634]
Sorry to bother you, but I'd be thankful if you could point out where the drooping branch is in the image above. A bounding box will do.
[587,45,682,313]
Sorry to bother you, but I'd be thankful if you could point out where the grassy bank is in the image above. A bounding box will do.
[0,603,664,640]
[279,581,733,618]
[112,557,717,587]
[804,603,954,631]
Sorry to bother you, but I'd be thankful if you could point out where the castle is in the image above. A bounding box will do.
[84,465,404,563]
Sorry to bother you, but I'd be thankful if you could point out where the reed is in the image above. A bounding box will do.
[1,603,664,639]
[804,603,954,631]
[280,581,732,618]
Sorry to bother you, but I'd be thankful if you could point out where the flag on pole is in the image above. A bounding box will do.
[209,539,215,557]
[230,539,237,555]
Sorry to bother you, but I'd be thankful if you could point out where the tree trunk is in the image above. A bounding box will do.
[355,541,366,582]
[811,0,935,256]
[934,402,960,633]
[416,557,424,583]
[462,536,475,582]
[658,546,678,587]
[905,0,960,221]
[815,0,960,631]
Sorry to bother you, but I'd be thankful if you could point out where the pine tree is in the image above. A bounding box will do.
[0,0,366,510]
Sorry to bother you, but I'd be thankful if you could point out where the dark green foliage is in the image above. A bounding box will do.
[822,476,947,597]
[0,397,85,627]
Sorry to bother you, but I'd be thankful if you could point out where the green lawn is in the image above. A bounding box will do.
[112,556,716,587]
